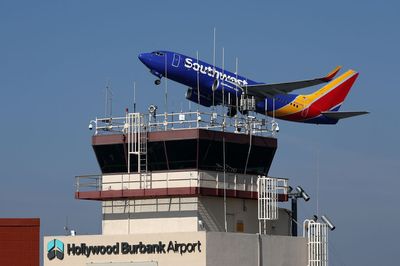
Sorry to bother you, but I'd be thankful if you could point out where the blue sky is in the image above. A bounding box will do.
[0,1,399,265]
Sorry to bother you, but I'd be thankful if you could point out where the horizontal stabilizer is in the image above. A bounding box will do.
[322,111,369,120]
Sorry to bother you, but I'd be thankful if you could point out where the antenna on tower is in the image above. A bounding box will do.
[164,53,168,114]
[212,27,216,110]
[63,216,76,236]
[235,57,239,130]
[64,216,69,236]
[105,81,114,117]
[222,47,225,114]
[196,51,200,111]
[133,82,137,113]
[221,46,228,233]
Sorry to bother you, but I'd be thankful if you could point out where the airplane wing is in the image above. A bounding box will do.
[321,111,369,120]
[242,66,342,98]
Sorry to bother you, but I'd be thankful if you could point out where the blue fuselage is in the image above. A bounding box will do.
[138,51,338,124]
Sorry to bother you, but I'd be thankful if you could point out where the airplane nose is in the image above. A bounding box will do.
[138,53,151,67]
[138,53,144,63]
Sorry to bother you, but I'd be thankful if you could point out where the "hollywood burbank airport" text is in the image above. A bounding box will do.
[67,240,202,258]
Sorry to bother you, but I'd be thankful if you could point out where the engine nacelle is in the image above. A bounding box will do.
[185,88,213,107]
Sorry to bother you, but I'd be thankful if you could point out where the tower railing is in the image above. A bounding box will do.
[75,171,288,199]
[90,110,278,137]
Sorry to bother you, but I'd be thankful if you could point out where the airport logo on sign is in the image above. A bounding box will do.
[47,239,64,260]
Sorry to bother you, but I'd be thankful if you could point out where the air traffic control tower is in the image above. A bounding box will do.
[44,109,332,266]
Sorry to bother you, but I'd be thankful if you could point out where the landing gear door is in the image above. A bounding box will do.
[172,53,180,67]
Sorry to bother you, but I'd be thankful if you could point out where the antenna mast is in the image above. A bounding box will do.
[212,27,216,109]
[222,46,227,233]
[235,57,239,126]
[64,216,69,236]
[222,47,225,110]
[165,54,168,114]
[196,51,200,111]
[105,81,113,117]
[133,82,136,113]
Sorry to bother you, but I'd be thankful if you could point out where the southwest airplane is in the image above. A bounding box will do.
[138,51,368,124]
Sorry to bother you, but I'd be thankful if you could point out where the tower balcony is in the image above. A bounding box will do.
[75,170,289,202]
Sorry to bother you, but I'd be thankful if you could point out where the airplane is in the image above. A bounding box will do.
[138,51,368,124]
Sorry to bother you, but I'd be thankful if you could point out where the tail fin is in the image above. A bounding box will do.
[307,70,359,112]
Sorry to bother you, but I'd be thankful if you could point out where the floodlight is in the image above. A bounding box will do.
[148,105,158,117]
[301,191,310,201]
[290,185,310,237]
[198,220,204,230]
[272,122,279,132]
[296,186,310,201]
[89,120,97,131]
[321,215,335,231]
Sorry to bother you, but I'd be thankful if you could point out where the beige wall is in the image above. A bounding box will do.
[199,196,291,235]
[44,232,307,266]
[206,232,258,266]
[260,235,307,266]
[103,217,198,235]
[102,196,291,235]
[102,197,199,235]
[99,171,291,236]
[206,233,307,266]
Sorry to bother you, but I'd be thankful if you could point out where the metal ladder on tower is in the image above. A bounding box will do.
[257,176,279,234]
[127,113,149,189]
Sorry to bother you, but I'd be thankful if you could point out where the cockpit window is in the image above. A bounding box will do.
[152,52,165,56]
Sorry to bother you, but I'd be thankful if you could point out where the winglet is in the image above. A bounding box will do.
[322,66,342,81]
